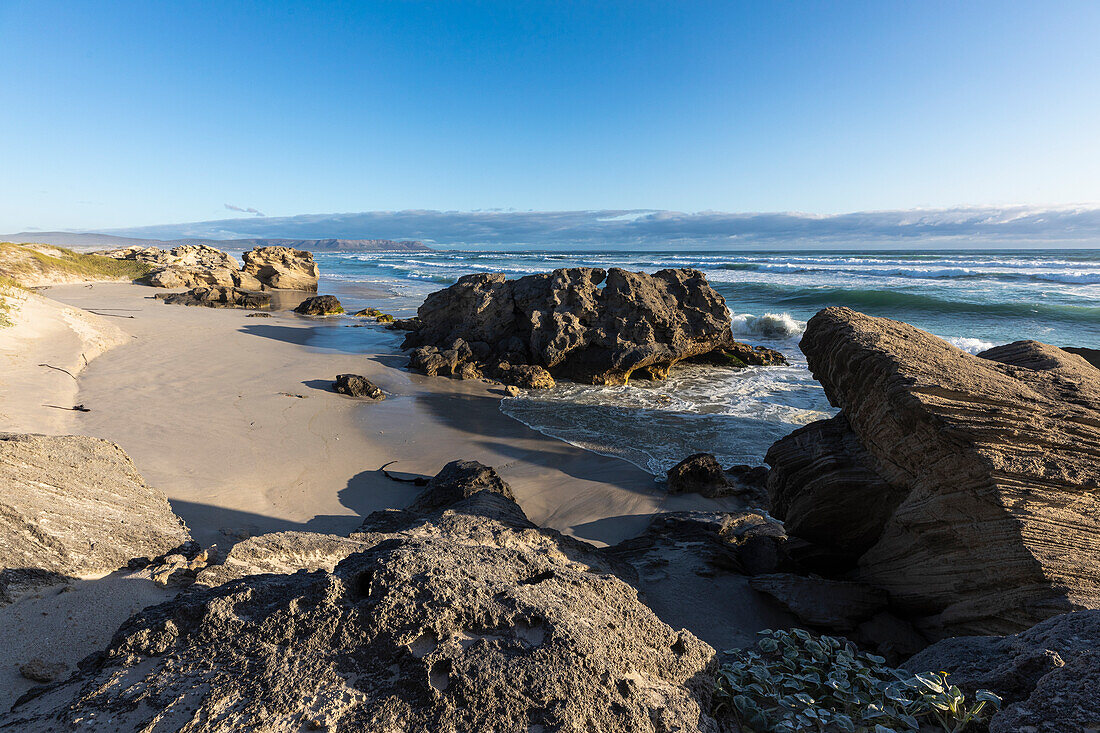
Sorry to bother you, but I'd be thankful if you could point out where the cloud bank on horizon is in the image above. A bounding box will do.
[106,205,1100,249]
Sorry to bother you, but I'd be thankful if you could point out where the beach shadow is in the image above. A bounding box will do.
[302,378,335,393]
[239,323,315,346]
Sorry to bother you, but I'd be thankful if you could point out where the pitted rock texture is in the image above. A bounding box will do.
[293,294,343,315]
[0,433,190,603]
[333,373,384,400]
[402,267,785,386]
[766,307,1100,638]
[98,244,264,290]
[242,246,320,291]
[3,462,719,733]
[155,286,271,309]
[905,610,1100,733]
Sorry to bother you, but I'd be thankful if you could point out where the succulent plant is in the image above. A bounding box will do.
[714,628,1001,733]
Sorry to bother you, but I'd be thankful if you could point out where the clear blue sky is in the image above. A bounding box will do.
[2,1,1099,232]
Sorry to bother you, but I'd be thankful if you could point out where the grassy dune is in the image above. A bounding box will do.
[0,242,152,288]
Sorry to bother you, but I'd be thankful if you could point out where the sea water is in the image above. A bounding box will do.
[313,249,1100,475]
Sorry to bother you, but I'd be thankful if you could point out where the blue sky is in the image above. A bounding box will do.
[2,1,1099,234]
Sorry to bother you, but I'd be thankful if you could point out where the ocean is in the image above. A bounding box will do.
[311,248,1100,476]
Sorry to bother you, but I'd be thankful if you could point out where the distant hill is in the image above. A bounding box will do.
[1,232,432,253]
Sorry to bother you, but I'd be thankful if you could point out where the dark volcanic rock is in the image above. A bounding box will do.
[332,373,384,400]
[905,610,1100,733]
[402,267,786,386]
[3,461,720,733]
[766,307,1100,638]
[155,286,271,309]
[0,433,190,603]
[293,294,344,315]
[405,459,517,514]
[242,246,319,291]
[667,453,730,497]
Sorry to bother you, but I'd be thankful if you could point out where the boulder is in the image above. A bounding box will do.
[332,373,384,400]
[0,433,190,603]
[18,659,68,684]
[142,265,263,291]
[3,461,720,733]
[666,453,770,505]
[97,244,238,270]
[242,246,319,291]
[905,610,1100,733]
[667,453,730,497]
[765,307,1100,637]
[155,286,271,309]
[293,294,343,315]
[402,267,786,386]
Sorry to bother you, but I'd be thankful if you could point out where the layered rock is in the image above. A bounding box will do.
[0,433,190,603]
[402,267,785,387]
[294,294,343,315]
[766,307,1100,637]
[905,610,1100,733]
[4,461,720,732]
[155,286,271,309]
[242,246,319,291]
[98,244,263,290]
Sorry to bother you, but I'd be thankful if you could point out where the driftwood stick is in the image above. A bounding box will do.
[38,363,77,380]
[379,461,430,486]
[85,310,135,318]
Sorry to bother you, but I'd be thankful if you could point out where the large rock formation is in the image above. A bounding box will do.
[99,244,264,290]
[765,307,1100,638]
[293,294,343,315]
[905,610,1100,733]
[242,246,320,291]
[4,461,720,732]
[0,433,190,603]
[401,268,786,386]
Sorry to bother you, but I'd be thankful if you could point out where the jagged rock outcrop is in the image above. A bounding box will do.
[1063,346,1100,370]
[748,574,887,631]
[905,610,1100,733]
[0,433,190,604]
[3,461,720,732]
[333,373,384,400]
[155,286,271,309]
[98,244,265,290]
[294,294,343,315]
[402,268,786,387]
[242,246,319,291]
[765,307,1100,638]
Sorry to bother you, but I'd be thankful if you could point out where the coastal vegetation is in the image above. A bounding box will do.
[0,241,152,287]
[715,629,1001,733]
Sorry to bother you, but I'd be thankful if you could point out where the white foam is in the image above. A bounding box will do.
[944,336,997,354]
[731,312,807,339]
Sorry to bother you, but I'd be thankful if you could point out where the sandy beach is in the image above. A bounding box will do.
[0,282,772,707]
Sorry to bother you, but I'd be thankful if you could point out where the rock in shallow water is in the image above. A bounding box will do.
[293,294,344,315]
[766,307,1100,638]
[402,267,785,386]
[3,460,720,732]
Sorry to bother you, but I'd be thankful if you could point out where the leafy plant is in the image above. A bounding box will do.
[714,628,1001,733]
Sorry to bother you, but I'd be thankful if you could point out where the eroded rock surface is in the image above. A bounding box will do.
[333,373,384,400]
[905,610,1100,733]
[0,433,190,603]
[242,246,320,291]
[665,453,769,504]
[155,286,271,309]
[99,244,265,290]
[294,294,343,315]
[766,308,1100,638]
[4,461,719,732]
[402,268,785,386]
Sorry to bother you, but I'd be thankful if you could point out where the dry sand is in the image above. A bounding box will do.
[0,282,792,707]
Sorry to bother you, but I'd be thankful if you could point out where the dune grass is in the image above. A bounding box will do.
[0,242,152,287]
[0,274,26,327]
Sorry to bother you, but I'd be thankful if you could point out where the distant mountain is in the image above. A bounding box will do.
[1,232,431,252]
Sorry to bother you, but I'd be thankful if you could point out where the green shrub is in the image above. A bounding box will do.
[715,629,1001,733]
